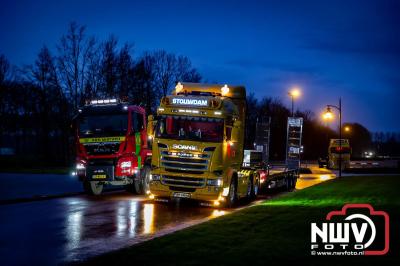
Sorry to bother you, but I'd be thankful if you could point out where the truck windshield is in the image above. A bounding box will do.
[79,114,128,137]
[156,115,224,142]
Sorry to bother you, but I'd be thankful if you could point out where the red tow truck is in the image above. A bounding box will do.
[73,99,152,195]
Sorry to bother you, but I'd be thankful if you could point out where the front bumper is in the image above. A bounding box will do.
[149,169,227,202]
[150,180,224,201]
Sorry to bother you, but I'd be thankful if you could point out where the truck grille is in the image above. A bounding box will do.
[88,158,116,166]
[168,186,196,193]
[160,151,210,174]
[161,175,205,188]
[84,142,121,155]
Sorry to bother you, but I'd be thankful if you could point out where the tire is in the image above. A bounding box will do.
[286,175,294,192]
[225,176,238,208]
[291,175,297,190]
[246,176,252,199]
[83,180,103,195]
[249,174,259,200]
[134,165,151,195]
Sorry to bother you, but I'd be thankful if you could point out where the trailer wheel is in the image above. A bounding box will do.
[226,176,238,208]
[134,165,151,195]
[285,175,294,192]
[249,175,260,200]
[291,174,297,190]
[246,176,252,198]
[83,181,103,195]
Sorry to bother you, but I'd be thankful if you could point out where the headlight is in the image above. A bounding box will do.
[121,161,132,168]
[150,174,161,181]
[76,163,85,170]
[207,178,223,187]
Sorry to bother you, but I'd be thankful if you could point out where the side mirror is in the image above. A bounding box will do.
[147,115,156,147]
[147,115,154,136]
[231,120,242,142]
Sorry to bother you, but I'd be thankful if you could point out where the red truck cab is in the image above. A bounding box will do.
[74,99,151,195]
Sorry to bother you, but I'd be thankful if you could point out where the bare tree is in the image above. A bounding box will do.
[148,50,202,97]
[100,35,119,97]
[30,46,60,90]
[175,55,201,83]
[84,43,101,99]
[57,22,96,108]
[0,54,10,84]
[117,43,134,98]
[132,53,157,113]
[151,50,177,97]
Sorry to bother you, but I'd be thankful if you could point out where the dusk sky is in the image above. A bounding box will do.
[1,0,399,132]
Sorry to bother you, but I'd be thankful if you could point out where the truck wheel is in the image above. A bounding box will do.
[134,165,151,195]
[83,181,103,195]
[226,177,238,208]
[249,175,259,200]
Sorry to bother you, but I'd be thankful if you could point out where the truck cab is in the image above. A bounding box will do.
[148,83,260,207]
[74,99,151,195]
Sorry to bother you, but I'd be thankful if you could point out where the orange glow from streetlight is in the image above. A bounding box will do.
[322,108,334,120]
[344,126,350,132]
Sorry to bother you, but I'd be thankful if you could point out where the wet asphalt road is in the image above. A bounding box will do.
[0,166,335,266]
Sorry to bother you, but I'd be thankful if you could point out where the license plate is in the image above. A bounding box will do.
[173,192,191,198]
[92,174,107,179]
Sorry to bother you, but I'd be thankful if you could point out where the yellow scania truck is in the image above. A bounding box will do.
[147,82,298,207]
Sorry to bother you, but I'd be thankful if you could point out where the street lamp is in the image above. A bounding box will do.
[288,87,300,117]
[323,98,343,178]
[344,126,350,132]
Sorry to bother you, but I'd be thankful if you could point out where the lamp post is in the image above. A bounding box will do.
[323,98,342,178]
[288,88,300,117]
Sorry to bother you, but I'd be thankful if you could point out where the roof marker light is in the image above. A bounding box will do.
[175,82,183,93]
[221,84,229,96]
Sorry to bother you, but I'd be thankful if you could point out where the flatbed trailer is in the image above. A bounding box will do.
[259,164,298,192]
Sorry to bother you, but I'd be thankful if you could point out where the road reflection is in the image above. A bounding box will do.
[143,203,154,234]
[62,165,334,263]
[62,195,224,262]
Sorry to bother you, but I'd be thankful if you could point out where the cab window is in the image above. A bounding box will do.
[132,112,144,132]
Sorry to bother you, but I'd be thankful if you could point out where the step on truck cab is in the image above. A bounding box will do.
[73,99,152,195]
[148,83,265,207]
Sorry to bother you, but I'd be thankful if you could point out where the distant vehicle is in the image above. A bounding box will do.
[318,156,328,168]
[327,139,351,170]
[147,82,299,207]
[73,99,152,195]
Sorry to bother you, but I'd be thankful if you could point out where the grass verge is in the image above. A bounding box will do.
[82,175,400,266]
